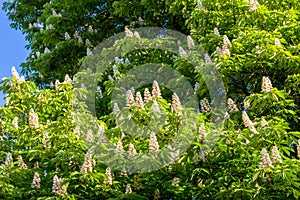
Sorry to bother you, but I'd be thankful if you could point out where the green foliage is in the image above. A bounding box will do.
[2,0,300,199]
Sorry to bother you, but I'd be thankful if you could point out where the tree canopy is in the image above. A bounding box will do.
[1,0,300,199]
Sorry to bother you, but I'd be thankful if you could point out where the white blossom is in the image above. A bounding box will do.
[11,66,20,79]
[104,167,113,185]
[144,88,152,103]
[271,146,282,164]
[31,172,41,189]
[197,0,203,9]
[187,35,195,50]
[73,31,79,39]
[133,31,140,38]
[152,80,162,99]
[115,139,123,156]
[261,76,273,93]
[5,153,13,166]
[125,184,132,194]
[154,189,160,200]
[17,155,27,169]
[88,25,93,34]
[52,175,68,195]
[86,129,94,143]
[259,148,274,169]
[249,0,259,11]
[128,143,137,156]
[78,36,83,44]
[242,111,258,134]
[85,39,91,46]
[125,27,133,37]
[80,150,93,173]
[64,32,71,40]
[113,102,120,112]
[297,139,300,160]
[227,98,239,113]
[29,108,39,129]
[64,74,72,84]
[44,47,51,54]
[214,27,220,36]
[55,79,60,91]
[87,48,93,56]
[179,46,187,58]
[149,132,159,153]
[12,116,18,129]
[135,91,144,109]
[126,90,135,106]
[200,98,211,113]
[204,53,212,63]
[172,93,182,115]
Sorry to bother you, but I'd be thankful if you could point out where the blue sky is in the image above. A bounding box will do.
[0,6,28,105]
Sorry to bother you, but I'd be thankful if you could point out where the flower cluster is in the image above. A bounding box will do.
[115,139,124,156]
[152,80,162,99]
[242,111,258,134]
[297,139,300,160]
[187,35,195,50]
[179,46,187,58]
[172,93,182,115]
[80,150,93,173]
[204,53,212,63]
[31,172,41,189]
[51,8,62,17]
[249,0,259,11]
[5,153,13,166]
[42,131,51,149]
[85,129,94,143]
[64,32,71,40]
[227,98,239,113]
[143,88,152,103]
[149,132,159,153]
[259,148,274,169]
[11,66,19,79]
[104,167,113,185]
[29,108,39,129]
[87,48,93,56]
[125,184,132,194]
[243,99,250,110]
[64,74,72,84]
[271,146,282,164]
[214,27,220,36]
[17,155,27,170]
[200,98,211,113]
[113,102,120,112]
[261,76,273,93]
[12,116,18,129]
[128,143,137,156]
[197,0,203,9]
[125,27,133,37]
[126,90,135,106]
[52,175,68,195]
[135,91,145,109]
